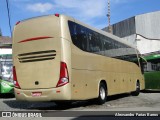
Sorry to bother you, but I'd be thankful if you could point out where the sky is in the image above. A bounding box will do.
[0,0,160,37]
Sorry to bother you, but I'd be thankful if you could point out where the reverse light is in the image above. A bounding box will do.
[56,62,69,87]
[13,66,21,89]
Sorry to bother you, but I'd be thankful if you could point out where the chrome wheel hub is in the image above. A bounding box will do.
[100,87,105,100]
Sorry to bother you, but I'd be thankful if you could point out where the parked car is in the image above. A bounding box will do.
[0,46,14,95]
[0,79,14,94]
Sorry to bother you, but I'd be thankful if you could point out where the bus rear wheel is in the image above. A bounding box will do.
[131,81,140,96]
[96,83,107,105]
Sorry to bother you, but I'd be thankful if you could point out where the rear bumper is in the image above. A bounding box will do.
[14,84,71,101]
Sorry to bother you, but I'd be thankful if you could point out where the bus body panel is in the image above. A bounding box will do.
[60,15,74,42]
[14,84,71,101]
[13,15,61,89]
[71,44,144,99]
[13,14,144,102]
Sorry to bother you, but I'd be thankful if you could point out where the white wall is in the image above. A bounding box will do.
[136,11,160,40]
[136,35,160,54]
[0,48,12,55]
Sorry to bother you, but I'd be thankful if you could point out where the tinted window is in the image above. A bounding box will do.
[68,21,88,51]
[87,30,103,54]
[68,21,138,64]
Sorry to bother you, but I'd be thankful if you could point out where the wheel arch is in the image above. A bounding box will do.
[136,79,140,88]
[100,80,107,89]
[97,80,108,96]
[95,79,108,104]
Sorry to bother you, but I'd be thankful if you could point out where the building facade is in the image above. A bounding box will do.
[103,11,160,89]
[103,11,160,55]
[0,36,12,45]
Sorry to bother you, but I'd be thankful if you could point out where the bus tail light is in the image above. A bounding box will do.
[55,14,59,17]
[56,62,69,87]
[16,21,20,25]
[13,66,21,89]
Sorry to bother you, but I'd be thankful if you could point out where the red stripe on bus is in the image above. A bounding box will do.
[18,36,53,43]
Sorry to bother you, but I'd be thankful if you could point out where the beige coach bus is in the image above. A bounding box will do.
[12,14,144,105]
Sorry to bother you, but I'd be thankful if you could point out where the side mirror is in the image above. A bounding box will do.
[140,56,147,63]
[139,56,147,74]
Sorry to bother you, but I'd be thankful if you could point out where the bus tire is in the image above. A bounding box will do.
[131,81,140,96]
[96,82,107,105]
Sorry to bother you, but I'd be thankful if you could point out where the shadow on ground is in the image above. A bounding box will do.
[0,93,15,99]
[3,93,131,110]
[141,90,160,93]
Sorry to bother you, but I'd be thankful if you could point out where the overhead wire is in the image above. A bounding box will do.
[6,0,12,36]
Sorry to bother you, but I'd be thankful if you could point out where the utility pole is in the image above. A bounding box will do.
[107,0,112,33]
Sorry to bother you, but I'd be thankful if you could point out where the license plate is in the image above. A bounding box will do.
[32,92,42,97]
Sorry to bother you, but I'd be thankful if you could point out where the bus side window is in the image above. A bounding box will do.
[139,57,146,74]
[104,37,113,50]
[76,25,88,51]
[68,21,88,52]
[88,30,103,54]
[68,21,77,45]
